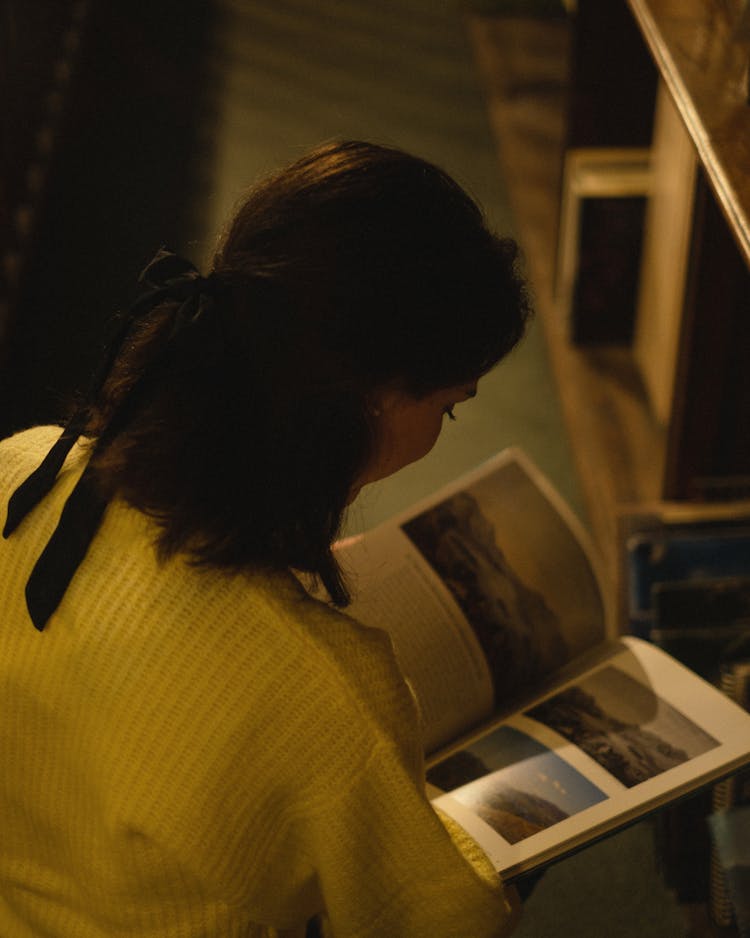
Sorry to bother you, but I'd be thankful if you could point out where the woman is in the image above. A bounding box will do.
[0,141,530,936]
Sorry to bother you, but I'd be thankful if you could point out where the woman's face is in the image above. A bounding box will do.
[350,381,479,499]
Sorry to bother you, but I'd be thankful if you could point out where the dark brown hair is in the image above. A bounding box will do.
[85,140,531,603]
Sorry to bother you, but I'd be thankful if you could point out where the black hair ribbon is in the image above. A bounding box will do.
[3,249,220,631]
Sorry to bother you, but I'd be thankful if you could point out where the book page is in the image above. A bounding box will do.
[338,449,608,752]
[430,637,750,880]
[340,528,494,753]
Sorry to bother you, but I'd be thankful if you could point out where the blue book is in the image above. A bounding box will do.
[626,527,750,639]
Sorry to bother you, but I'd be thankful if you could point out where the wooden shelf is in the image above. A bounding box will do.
[627,0,750,266]
[469,4,750,598]
[467,13,665,596]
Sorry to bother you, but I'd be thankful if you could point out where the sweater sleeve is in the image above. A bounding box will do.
[296,722,516,938]
[265,591,518,938]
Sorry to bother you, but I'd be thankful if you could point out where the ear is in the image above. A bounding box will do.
[367,386,409,420]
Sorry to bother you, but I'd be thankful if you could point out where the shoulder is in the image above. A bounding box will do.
[0,425,64,474]
[0,425,63,452]
[250,573,425,774]
[64,556,423,780]
[0,425,93,496]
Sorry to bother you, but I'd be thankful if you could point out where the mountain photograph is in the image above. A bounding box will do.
[430,725,608,844]
[527,666,719,788]
[402,491,567,701]
[454,780,570,845]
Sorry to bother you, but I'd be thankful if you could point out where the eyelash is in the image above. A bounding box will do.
[444,406,456,421]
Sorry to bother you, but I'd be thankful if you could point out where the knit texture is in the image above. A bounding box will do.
[0,427,513,937]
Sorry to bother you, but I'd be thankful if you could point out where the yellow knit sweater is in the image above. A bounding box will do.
[0,427,514,937]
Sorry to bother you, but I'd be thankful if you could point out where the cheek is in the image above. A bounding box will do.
[406,413,444,464]
[365,404,447,485]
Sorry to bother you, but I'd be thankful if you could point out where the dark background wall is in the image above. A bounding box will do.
[0,0,218,438]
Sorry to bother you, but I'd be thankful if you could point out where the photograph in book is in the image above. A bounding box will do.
[334,449,610,753]
[400,458,604,703]
[427,725,608,844]
[526,665,719,788]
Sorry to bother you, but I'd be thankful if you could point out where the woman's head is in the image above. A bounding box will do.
[213,140,527,392]
[86,140,531,602]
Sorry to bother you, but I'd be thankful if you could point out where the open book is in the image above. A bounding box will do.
[336,449,750,882]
